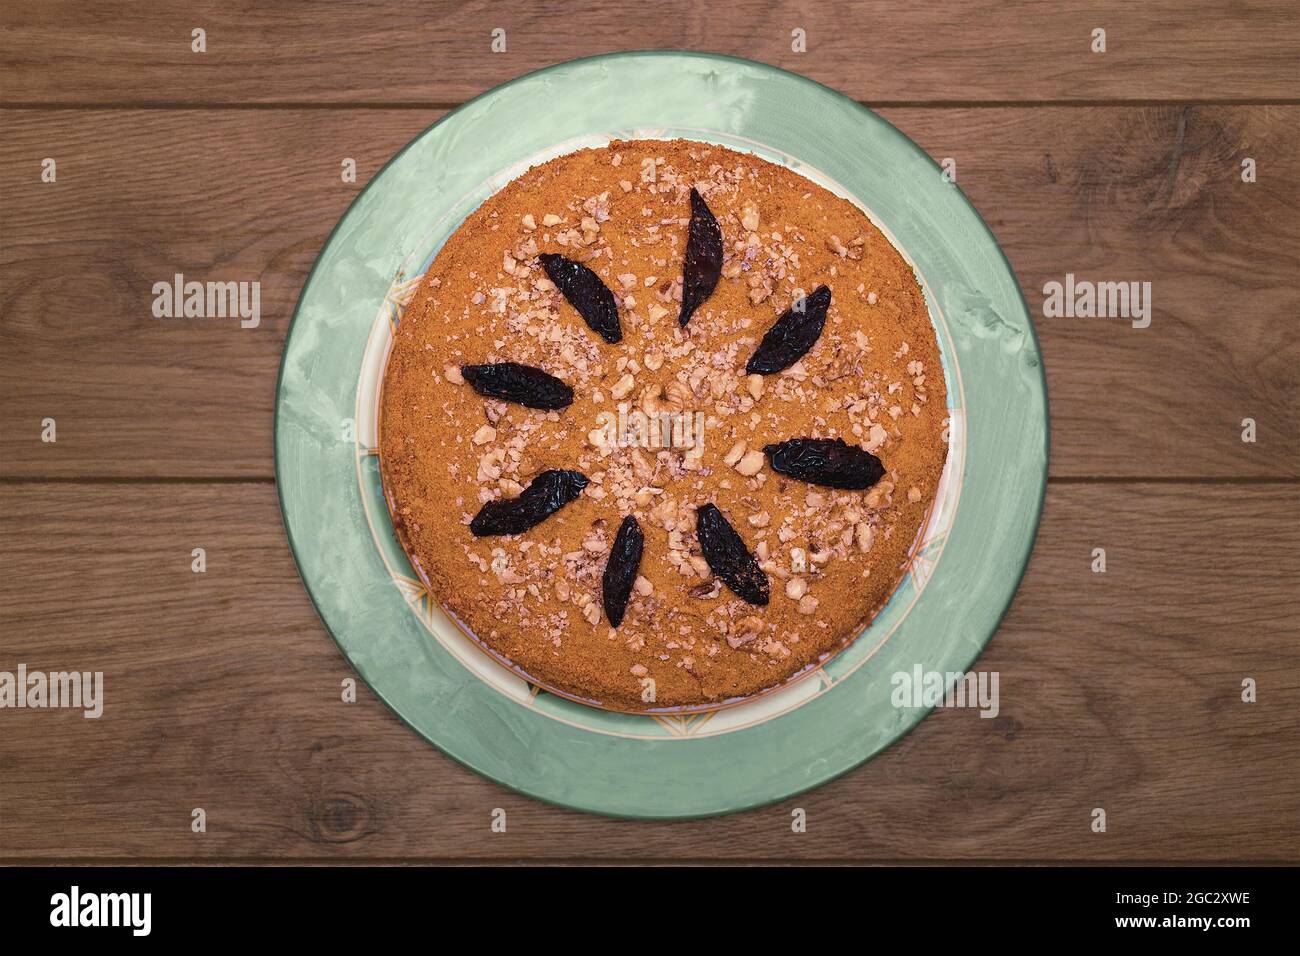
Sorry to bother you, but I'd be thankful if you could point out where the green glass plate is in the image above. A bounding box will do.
[275,51,1047,818]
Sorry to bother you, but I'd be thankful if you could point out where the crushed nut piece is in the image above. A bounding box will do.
[610,373,635,400]
[735,449,765,476]
[866,480,895,509]
[855,522,875,552]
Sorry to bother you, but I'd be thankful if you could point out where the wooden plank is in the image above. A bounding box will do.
[2,1,1297,105]
[0,482,1295,861]
[2,106,1296,479]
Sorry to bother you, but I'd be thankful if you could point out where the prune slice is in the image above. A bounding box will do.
[678,188,723,327]
[460,362,573,410]
[763,437,885,490]
[696,504,769,606]
[539,253,622,344]
[469,469,588,537]
[602,515,644,627]
[745,285,832,374]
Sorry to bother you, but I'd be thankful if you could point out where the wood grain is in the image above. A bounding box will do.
[3,1,1298,105]
[3,1,1296,864]
[2,106,1296,479]
[1,482,1295,861]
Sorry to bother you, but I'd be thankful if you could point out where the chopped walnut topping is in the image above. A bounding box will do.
[664,380,692,412]
[866,480,895,509]
[726,614,764,649]
[690,579,722,599]
[855,522,875,552]
[865,422,889,452]
[735,449,765,476]
[610,373,635,400]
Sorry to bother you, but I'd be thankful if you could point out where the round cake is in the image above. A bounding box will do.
[379,139,948,712]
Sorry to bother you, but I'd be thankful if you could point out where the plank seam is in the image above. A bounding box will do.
[0,857,1295,866]
[3,99,1299,111]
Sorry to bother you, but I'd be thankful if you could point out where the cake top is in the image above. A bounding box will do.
[379,138,948,711]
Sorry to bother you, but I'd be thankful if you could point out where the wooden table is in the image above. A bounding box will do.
[2,1,1297,864]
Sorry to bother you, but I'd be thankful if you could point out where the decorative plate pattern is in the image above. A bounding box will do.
[276,52,1047,817]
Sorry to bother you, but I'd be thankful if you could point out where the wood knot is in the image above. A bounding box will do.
[989,714,1022,741]
[1078,106,1244,231]
[307,792,378,845]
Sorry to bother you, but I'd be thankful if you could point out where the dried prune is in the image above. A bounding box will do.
[460,362,573,410]
[539,252,622,344]
[678,187,722,327]
[696,504,769,606]
[763,437,885,490]
[469,469,588,536]
[745,285,832,374]
[602,515,644,627]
